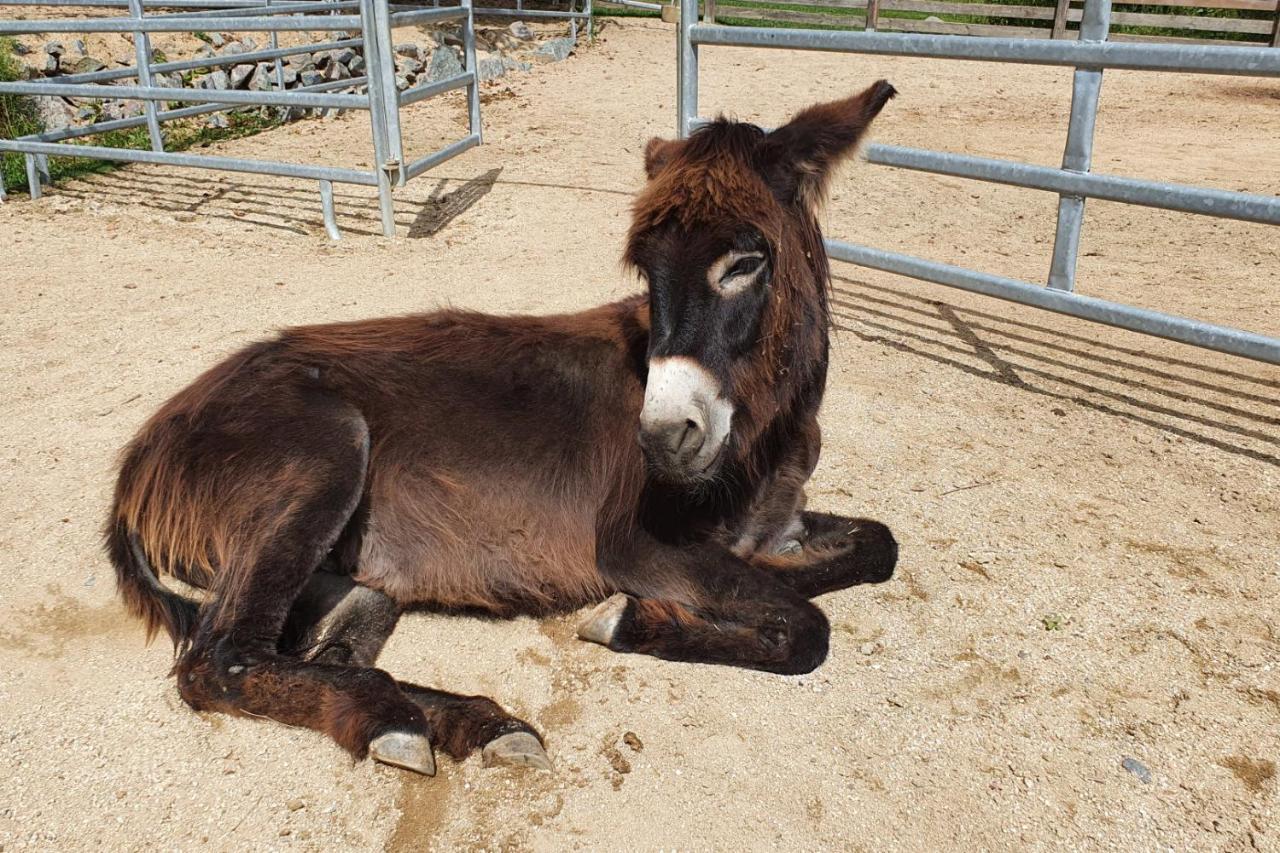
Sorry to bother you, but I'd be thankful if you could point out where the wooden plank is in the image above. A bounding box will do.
[1108,10,1275,33]
[879,15,1051,34]
[1107,29,1267,42]
[866,0,880,28]
[883,0,1058,20]
[1116,0,1275,12]
[713,5,868,24]
[1051,0,1071,38]
[718,0,866,11]
[1272,1,1280,44]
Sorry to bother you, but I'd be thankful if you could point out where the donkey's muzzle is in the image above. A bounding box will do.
[639,356,733,481]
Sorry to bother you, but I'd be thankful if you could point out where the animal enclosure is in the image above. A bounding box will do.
[0,0,483,237]
[679,0,1280,363]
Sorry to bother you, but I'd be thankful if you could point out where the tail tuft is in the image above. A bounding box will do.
[106,519,200,652]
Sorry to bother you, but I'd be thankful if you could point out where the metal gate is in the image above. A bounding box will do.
[676,0,1280,364]
[0,0,483,238]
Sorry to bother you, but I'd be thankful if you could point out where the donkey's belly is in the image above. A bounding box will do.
[352,466,608,614]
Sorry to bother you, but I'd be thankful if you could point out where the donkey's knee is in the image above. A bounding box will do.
[174,636,260,712]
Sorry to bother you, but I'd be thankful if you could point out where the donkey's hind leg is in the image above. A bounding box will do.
[174,405,435,776]
[754,512,898,599]
[283,573,551,771]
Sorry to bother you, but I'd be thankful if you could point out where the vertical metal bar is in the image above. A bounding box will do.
[677,0,697,137]
[0,165,6,202]
[24,154,42,199]
[461,0,482,143]
[369,0,404,187]
[1051,0,1071,39]
[319,179,341,240]
[267,0,286,97]
[359,0,395,236]
[585,0,593,43]
[1046,0,1110,292]
[127,0,165,151]
[865,0,880,31]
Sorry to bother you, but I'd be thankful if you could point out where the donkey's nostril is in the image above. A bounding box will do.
[672,417,706,458]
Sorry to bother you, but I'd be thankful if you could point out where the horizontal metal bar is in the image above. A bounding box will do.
[690,24,1280,77]
[599,0,663,8]
[402,132,480,181]
[465,6,590,17]
[56,37,364,86]
[0,139,378,185]
[826,239,1280,364]
[397,69,474,107]
[156,1,359,18]
[0,14,364,33]
[0,79,366,108]
[12,75,368,145]
[864,144,1280,225]
[386,6,468,24]
[1,0,334,6]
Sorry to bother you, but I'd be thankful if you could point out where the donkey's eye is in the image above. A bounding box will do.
[723,256,764,281]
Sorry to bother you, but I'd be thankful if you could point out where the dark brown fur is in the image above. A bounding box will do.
[107,82,900,771]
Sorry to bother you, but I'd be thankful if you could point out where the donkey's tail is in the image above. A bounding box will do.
[106,518,201,650]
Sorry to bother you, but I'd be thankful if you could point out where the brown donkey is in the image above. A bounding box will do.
[107,81,899,776]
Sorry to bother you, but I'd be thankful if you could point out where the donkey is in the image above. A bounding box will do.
[106,81,899,777]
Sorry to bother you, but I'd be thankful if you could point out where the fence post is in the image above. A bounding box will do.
[461,0,482,142]
[126,0,164,152]
[358,0,396,236]
[705,0,717,24]
[865,0,880,32]
[677,0,697,136]
[1046,0,1110,292]
[1271,1,1279,47]
[1051,0,1071,40]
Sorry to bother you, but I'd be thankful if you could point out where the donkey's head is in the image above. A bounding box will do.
[627,81,896,484]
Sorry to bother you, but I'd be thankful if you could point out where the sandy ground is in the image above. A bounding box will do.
[2,18,1279,852]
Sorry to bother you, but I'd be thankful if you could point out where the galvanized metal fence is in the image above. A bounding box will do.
[0,0,483,237]
[678,0,1280,364]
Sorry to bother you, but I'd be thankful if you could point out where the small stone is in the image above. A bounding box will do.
[425,46,462,82]
[250,64,273,91]
[396,56,423,76]
[349,55,366,74]
[239,37,257,52]
[194,45,214,60]
[43,56,59,74]
[300,70,324,88]
[204,113,229,130]
[622,732,643,752]
[44,41,65,58]
[394,43,423,61]
[508,21,533,39]
[859,641,881,656]
[335,49,357,66]
[70,56,107,75]
[222,42,246,57]
[281,66,298,86]
[209,32,225,48]
[12,42,32,56]
[75,105,97,122]
[230,64,254,89]
[532,36,574,63]
[1121,756,1152,784]
[286,799,305,812]
[72,39,87,56]
[200,70,230,90]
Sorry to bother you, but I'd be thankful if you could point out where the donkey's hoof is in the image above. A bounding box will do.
[483,732,553,772]
[577,593,629,646]
[370,730,436,776]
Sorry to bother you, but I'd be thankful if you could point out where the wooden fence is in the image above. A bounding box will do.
[703,0,1280,46]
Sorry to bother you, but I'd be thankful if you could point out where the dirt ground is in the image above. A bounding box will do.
[1,18,1278,852]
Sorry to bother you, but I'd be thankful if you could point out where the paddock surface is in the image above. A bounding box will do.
[1,19,1278,851]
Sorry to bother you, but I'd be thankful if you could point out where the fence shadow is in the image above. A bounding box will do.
[408,167,501,239]
[831,274,1280,467]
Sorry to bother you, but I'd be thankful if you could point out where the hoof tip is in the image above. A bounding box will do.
[483,732,553,772]
[577,593,629,646]
[370,730,436,777]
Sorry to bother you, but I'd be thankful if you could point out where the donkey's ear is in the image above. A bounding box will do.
[644,136,682,179]
[763,80,897,208]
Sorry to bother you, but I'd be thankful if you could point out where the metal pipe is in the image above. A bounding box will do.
[368,0,404,187]
[25,154,42,200]
[402,132,480,180]
[357,0,396,235]
[397,70,475,107]
[862,144,1280,226]
[384,6,468,24]
[1047,0,1111,292]
[826,239,1280,365]
[319,179,341,239]
[0,139,378,184]
[461,6,590,18]
[460,0,481,144]
[688,25,1280,77]
[0,80,367,108]
[677,0,698,137]
[127,0,166,152]
[54,37,364,86]
[0,14,364,32]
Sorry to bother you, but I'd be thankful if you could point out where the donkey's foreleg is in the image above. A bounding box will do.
[282,573,550,771]
[585,540,830,675]
[753,512,898,598]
